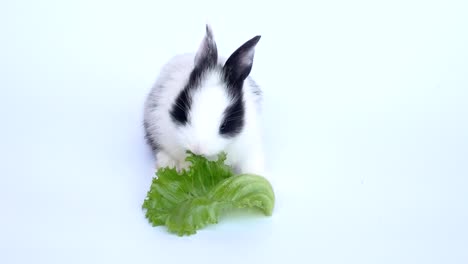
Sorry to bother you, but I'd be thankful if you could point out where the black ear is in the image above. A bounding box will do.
[223,35,261,86]
[194,25,218,69]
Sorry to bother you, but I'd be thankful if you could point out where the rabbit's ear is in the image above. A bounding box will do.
[223,35,261,85]
[194,25,218,69]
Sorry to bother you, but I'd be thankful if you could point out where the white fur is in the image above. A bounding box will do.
[144,54,265,176]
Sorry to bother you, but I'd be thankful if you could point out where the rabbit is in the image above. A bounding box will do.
[143,25,265,176]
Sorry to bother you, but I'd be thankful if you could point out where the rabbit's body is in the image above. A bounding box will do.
[143,26,265,175]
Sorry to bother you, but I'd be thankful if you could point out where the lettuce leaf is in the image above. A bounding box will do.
[142,152,275,236]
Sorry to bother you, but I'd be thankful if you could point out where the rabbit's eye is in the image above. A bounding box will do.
[219,99,244,137]
[220,122,228,134]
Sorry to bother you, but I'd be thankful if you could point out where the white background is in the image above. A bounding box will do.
[1,0,467,263]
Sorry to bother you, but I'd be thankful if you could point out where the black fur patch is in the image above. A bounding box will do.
[170,86,192,125]
[220,95,245,137]
[218,35,260,137]
[170,26,218,125]
[170,63,216,125]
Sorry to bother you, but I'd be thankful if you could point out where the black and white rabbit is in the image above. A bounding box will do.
[143,25,265,176]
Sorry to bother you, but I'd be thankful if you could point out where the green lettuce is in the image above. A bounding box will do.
[142,152,275,236]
